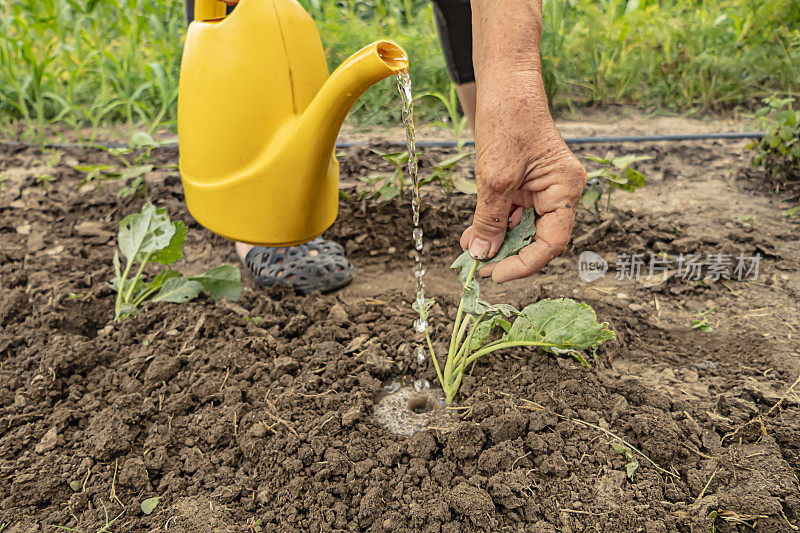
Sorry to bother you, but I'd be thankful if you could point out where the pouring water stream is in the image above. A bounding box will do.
[396,70,430,369]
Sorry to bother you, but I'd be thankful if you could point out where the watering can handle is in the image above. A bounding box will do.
[194,0,230,21]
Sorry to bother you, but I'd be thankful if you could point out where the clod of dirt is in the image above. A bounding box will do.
[487,411,528,443]
[166,497,237,533]
[445,422,486,459]
[85,407,134,460]
[0,288,30,326]
[446,482,496,529]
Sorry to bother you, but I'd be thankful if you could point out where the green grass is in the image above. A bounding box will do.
[0,0,798,143]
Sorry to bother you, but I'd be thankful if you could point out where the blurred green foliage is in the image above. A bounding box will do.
[0,0,798,142]
[748,96,800,181]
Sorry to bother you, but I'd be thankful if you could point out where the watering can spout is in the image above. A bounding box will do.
[297,40,408,169]
[178,0,408,247]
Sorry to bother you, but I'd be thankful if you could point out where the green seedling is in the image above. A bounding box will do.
[35,173,56,187]
[141,496,160,515]
[581,152,652,210]
[41,150,63,167]
[74,164,115,187]
[423,152,475,197]
[418,207,615,403]
[784,205,800,218]
[74,132,158,195]
[748,96,799,181]
[610,442,640,480]
[421,83,470,152]
[707,511,719,533]
[359,149,409,201]
[54,501,123,533]
[112,202,242,321]
[691,306,718,332]
[0,175,8,190]
[738,215,757,227]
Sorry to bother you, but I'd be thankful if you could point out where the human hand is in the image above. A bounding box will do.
[460,68,587,283]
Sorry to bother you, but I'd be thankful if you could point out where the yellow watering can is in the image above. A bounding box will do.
[178,0,408,246]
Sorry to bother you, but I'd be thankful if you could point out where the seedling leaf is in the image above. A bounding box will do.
[611,154,652,169]
[626,460,640,480]
[469,316,512,351]
[611,442,629,455]
[141,496,160,515]
[506,298,616,358]
[452,175,478,195]
[152,278,203,303]
[150,221,187,265]
[437,152,473,169]
[189,264,242,301]
[140,269,180,296]
[451,207,537,281]
[131,131,159,148]
[579,186,601,210]
[118,203,175,262]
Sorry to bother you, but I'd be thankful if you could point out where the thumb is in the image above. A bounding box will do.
[468,172,518,260]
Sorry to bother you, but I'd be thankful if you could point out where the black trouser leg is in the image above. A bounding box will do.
[184,0,234,26]
[185,0,194,25]
[430,0,474,84]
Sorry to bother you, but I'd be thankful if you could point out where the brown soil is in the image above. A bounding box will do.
[1,136,799,533]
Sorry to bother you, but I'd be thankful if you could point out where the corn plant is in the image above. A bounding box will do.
[424,153,475,197]
[112,202,242,321]
[421,84,470,152]
[748,95,799,182]
[580,152,651,211]
[419,208,615,403]
[359,150,409,201]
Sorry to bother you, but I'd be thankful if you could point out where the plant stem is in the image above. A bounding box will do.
[463,340,559,367]
[444,260,479,386]
[426,330,444,388]
[123,251,152,304]
[114,258,135,321]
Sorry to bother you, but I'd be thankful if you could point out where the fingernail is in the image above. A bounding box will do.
[469,238,491,260]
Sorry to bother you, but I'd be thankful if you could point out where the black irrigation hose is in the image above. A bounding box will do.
[0,131,765,152]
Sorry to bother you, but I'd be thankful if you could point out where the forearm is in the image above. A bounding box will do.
[471,0,543,75]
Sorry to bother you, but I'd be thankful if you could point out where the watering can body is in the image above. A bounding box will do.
[178,0,407,246]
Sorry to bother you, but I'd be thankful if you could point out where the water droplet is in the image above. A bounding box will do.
[414,378,430,391]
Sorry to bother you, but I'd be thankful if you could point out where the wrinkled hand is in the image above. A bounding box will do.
[461,68,587,283]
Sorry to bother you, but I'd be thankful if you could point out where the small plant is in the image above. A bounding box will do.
[112,202,242,321]
[784,205,800,218]
[580,152,651,210]
[359,149,409,201]
[418,208,615,403]
[424,152,475,197]
[611,442,640,480]
[690,306,717,332]
[74,132,158,197]
[748,96,799,181]
[35,173,56,187]
[421,83,470,152]
[140,496,160,515]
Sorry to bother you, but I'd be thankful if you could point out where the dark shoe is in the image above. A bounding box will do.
[243,239,354,295]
